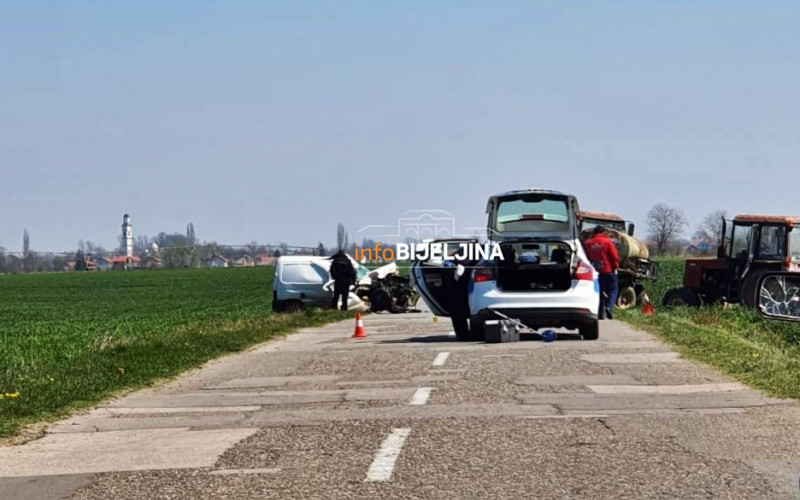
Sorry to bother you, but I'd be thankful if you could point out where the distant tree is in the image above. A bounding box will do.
[246,241,259,256]
[647,203,688,256]
[186,223,196,245]
[694,210,727,243]
[317,242,326,256]
[23,229,30,256]
[75,251,87,271]
[336,223,348,252]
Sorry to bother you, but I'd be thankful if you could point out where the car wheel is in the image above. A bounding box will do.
[451,314,471,341]
[616,286,637,310]
[468,317,485,341]
[580,321,599,340]
[284,300,303,312]
[662,287,700,307]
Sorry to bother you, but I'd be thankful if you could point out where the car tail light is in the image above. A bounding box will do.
[574,260,594,281]
[473,266,495,283]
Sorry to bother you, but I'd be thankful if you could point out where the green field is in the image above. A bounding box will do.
[0,268,350,438]
[621,258,800,399]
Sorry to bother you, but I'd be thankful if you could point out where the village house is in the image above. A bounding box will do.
[233,255,255,267]
[142,256,162,269]
[111,256,141,271]
[255,254,277,266]
[204,254,228,268]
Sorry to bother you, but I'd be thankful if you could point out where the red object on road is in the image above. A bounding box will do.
[352,313,367,338]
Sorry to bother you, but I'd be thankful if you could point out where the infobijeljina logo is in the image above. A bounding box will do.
[354,241,504,262]
[354,210,504,265]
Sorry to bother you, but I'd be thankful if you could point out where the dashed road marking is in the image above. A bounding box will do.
[432,352,450,367]
[365,428,411,482]
[409,387,432,405]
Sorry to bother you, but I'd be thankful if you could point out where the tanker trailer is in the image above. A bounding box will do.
[578,211,659,309]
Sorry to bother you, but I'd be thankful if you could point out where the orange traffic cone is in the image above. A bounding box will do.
[352,312,367,338]
[641,301,655,316]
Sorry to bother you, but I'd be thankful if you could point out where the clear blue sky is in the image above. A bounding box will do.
[2,1,799,252]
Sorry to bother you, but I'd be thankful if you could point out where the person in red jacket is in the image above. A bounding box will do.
[583,225,620,320]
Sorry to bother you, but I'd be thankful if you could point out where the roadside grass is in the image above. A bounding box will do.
[620,257,800,399]
[0,268,350,438]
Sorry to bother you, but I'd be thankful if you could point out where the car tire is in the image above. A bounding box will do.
[662,287,700,307]
[468,317,485,341]
[451,314,471,341]
[580,321,599,340]
[284,300,304,312]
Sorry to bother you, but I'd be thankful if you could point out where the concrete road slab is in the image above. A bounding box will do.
[581,352,683,364]
[2,310,798,499]
[0,428,257,477]
[587,382,747,394]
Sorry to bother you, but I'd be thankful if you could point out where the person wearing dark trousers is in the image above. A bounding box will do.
[328,249,356,311]
[583,226,620,320]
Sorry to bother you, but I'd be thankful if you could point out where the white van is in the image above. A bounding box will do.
[272,255,399,312]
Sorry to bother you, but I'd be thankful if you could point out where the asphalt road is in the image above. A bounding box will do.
[2,309,800,499]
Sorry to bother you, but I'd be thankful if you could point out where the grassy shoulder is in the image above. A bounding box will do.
[620,257,800,399]
[0,268,351,438]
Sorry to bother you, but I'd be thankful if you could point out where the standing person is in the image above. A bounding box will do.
[583,226,620,320]
[328,249,356,311]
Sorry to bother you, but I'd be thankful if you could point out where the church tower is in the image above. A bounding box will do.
[122,214,133,257]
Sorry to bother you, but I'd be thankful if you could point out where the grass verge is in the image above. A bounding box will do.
[0,268,351,438]
[620,257,800,400]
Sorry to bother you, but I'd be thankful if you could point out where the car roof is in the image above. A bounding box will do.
[489,188,569,198]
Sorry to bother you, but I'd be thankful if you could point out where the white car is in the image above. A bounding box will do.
[411,189,601,341]
[272,255,399,312]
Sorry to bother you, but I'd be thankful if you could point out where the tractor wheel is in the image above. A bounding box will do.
[616,286,637,310]
[740,269,771,310]
[662,287,700,307]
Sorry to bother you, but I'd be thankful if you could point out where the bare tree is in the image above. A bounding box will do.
[694,209,727,243]
[336,223,348,252]
[186,223,196,245]
[647,203,688,256]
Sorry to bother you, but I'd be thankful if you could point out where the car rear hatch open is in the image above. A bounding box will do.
[486,190,579,242]
[495,239,575,292]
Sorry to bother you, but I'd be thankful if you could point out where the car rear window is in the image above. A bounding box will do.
[280,263,328,284]
[495,197,569,233]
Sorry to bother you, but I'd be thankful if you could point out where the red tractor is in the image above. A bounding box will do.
[664,215,800,309]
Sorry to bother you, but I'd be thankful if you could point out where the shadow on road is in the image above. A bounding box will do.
[375,332,584,344]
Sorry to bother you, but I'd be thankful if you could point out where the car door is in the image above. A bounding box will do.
[279,260,331,304]
[410,239,477,317]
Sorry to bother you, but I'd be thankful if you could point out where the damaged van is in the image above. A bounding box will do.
[411,189,601,341]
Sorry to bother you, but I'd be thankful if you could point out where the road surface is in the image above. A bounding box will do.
[1,310,799,499]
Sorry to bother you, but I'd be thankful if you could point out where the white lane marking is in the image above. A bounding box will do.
[365,428,411,482]
[587,382,747,394]
[431,352,450,367]
[209,468,281,475]
[409,387,432,405]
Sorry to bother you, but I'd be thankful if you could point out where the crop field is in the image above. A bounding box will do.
[621,258,800,399]
[0,268,350,438]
